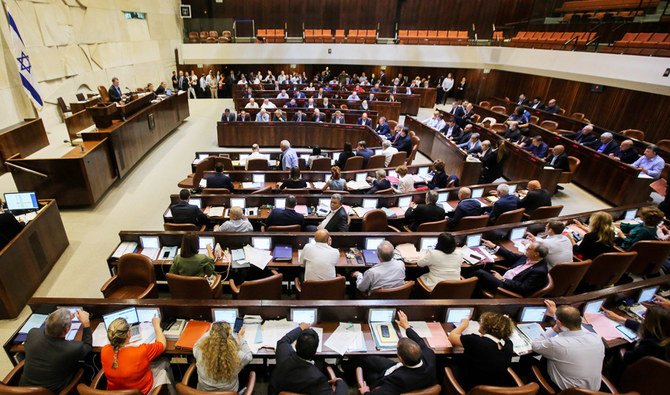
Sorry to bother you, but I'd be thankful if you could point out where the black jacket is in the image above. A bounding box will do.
[497,247,549,296]
[616,148,640,164]
[367,178,391,194]
[322,207,349,232]
[519,189,552,214]
[108,85,122,102]
[0,212,24,250]
[269,327,347,395]
[393,135,412,154]
[265,208,305,229]
[221,112,236,122]
[547,153,570,172]
[205,173,234,191]
[447,199,483,229]
[170,201,207,226]
[569,130,598,149]
[405,203,446,231]
[336,151,356,169]
[441,124,462,140]
[488,194,519,223]
[480,149,505,183]
[428,171,448,190]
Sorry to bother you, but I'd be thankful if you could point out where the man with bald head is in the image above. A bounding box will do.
[546,145,569,172]
[352,241,405,294]
[568,124,598,149]
[595,132,619,155]
[447,187,483,230]
[519,180,552,215]
[611,139,639,164]
[299,230,339,281]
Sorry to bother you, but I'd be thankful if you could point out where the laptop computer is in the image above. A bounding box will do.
[252,237,272,251]
[465,234,482,248]
[272,245,293,261]
[518,306,547,323]
[290,308,318,325]
[509,227,527,241]
[362,237,385,265]
[420,237,438,251]
[102,307,142,343]
[398,196,412,209]
[274,198,286,209]
[471,188,484,199]
[445,307,474,324]
[139,236,160,260]
[355,173,368,183]
[211,308,243,333]
[362,198,378,209]
[230,248,249,268]
[199,237,214,255]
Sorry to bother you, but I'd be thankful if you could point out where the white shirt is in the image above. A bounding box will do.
[245,102,259,108]
[417,249,462,290]
[355,259,405,294]
[536,234,573,270]
[299,242,340,281]
[442,77,454,91]
[397,174,415,194]
[532,328,604,391]
[435,119,446,131]
[382,146,398,166]
[276,93,289,99]
[423,117,439,129]
[261,102,276,109]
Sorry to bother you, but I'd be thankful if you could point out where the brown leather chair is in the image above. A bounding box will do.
[405,219,447,232]
[164,223,204,231]
[453,215,489,231]
[581,252,637,289]
[176,362,255,395]
[366,155,386,169]
[100,254,157,299]
[0,360,83,395]
[266,224,301,232]
[546,260,591,297]
[620,356,670,395]
[358,367,441,394]
[178,158,214,188]
[388,120,398,130]
[627,241,670,277]
[279,366,340,395]
[540,120,559,132]
[374,188,394,195]
[479,101,491,109]
[251,186,272,194]
[558,156,581,184]
[490,124,507,134]
[283,188,309,194]
[444,366,535,395]
[570,112,585,121]
[295,275,346,300]
[362,209,401,232]
[490,106,507,114]
[493,208,525,225]
[526,205,564,220]
[482,273,554,299]
[531,365,619,395]
[77,370,162,395]
[657,139,670,152]
[202,188,231,194]
[557,390,636,395]
[366,281,415,299]
[406,136,420,165]
[97,85,110,102]
[621,129,645,141]
[416,277,477,299]
[247,159,269,170]
[530,115,539,124]
[310,157,332,171]
[56,97,71,120]
[388,151,407,167]
[214,157,234,171]
[343,156,364,171]
[166,273,222,299]
[230,270,282,299]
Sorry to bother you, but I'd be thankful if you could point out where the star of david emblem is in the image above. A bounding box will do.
[17,52,31,73]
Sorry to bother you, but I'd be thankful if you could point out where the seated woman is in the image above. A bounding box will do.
[417,233,461,291]
[215,207,253,232]
[307,146,324,169]
[335,142,356,169]
[193,322,252,392]
[279,167,308,190]
[447,312,514,390]
[616,206,664,250]
[323,166,346,192]
[102,316,173,394]
[567,211,617,260]
[272,109,286,122]
[427,160,448,190]
[395,165,415,194]
[169,232,215,277]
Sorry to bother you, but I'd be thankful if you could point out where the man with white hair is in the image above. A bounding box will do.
[255,108,269,122]
[423,111,440,129]
[352,241,406,294]
[595,132,619,155]
[261,98,276,109]
[277,89,289,99]
[245,98,259,108]
[568,124,598,149]
[487,183,519,223]
[280,140,299,170]
[381,140,398,166]
[366,169,391,194]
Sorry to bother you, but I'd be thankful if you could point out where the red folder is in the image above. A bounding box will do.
[175,320,211,350]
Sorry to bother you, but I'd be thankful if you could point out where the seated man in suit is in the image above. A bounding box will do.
[455,124,473,145]
[154,81,167,95]
[299,229,339,281]
[352,241,405,294]
[293,110,307,122]
[283,98,299,108]
[472,240,549,297]
[236,110,250,122]
[516,93,529,106]
[108,77,125,102]
[204,163,234,191]
[486,183,519,224]
[521,135,549,159]
[447,187,483,230]
[366,169,391,194]
[595,132,619,155]
[545,98,560,114]
[331,110,346,124]
[405,190,446,231]
[441,119,462,140]
[170,189,207,226]
[269,324,347,395]
[321,97,334,109]
[355,141,374,166]
[255,108,270,122]
[529,96,544,110]
[568,125,598,149]
[357,311,437,394]
[276,89,289,99]
[312,108,325,123]
[220,108,236,122]
[375,116,391,138]
[546,145,569,172]
[611,139,640,164]
[502,122,522,143]
[519,180,552,215]
[357,112,372,127]
[392,127,412,154]
[457,133,482,154]
[264,195,304,230]
[309,194,349,232]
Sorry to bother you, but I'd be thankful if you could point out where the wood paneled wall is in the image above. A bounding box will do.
[479,70,670,144]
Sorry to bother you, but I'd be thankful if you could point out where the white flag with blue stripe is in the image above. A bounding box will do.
[4,3,43,110]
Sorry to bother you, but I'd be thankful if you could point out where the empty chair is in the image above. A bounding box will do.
[656,139,670,152]
[362,209,401,232]
[530,115,539,124]
[230,270,282,299]
[367,280,415,299]
[453,215,489,231]
[545,260,591,297]
[343,156,364,171]
[282,188,309,195]
[388,151,407,167]
[177,363,255,395]
[479,101,491,109]
[558,156,581,184]
[416,277,478,299]
[366,155,386,169]
[627,240,670,276]
[490,106,507,114]
[557,389,637,395]
[294,275,346,300]
[310,157,332,171]
[413,219,447,232]
[493,208,525,225]
[78,369,163,395]
[178,158,214,189]
[444,366,534,395]
[621,129,645,141]
[491,124,507,134]
[56,97,71,120]
[266,224,301,232]
[540,120,559,131]
[620,356,670,395]
[581,252,637,289]
[571,112,585,120]
[100,253,157,299]
[166,273,222,299]
[527,205,564,220]
[0,360,83,395]
[247,159,269,170]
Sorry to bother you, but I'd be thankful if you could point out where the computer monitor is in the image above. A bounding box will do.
[398,196,412,208]
[274,198,286,209]
[103,307,139,329]
[583,299,605,315]
[231,248,245,262]
[438,192,449,203]
[198,154,209,160]
[252,237,271,250]
[445,307,474,324]
[418,167,429,176]
[290,308,318,324]
[238,154,249,162]
[355,173,367,183]
[362,198,378,209]
[508,184,517,194]
[518,306,547,322]
[624,209,637,221]
[308,237,315,245]
[465,234,482,248]
[509,227,527,241]
[199,237,214,250]
[365,237,385,251]
[332,152,340,161]
[471,188,484,199]
[139,236,160,249]
[136,308,161,322]
[4,192,39,211]
[230,198,246,209]
[188,198,202,208]
[212,308,238,324]
[420,237,438,251]
[368,308,395,323]
[637,286,658,304]
[252,174,265,183]
[261,154,271,160]
[57,306,83,322]
[319,198,331,208]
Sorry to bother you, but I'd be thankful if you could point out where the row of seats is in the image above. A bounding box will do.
[186,31,232,43]
[562,10,644,23]
[304,29,376,43]
[509,31,597,49]
[256,29,285,43]
[557,0,659,13]
[601,32,670,56]
[398,30,469,45]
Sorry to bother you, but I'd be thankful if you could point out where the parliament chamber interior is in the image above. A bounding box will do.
[0,0,669,394]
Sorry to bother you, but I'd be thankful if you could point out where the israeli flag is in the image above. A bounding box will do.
[5,3,43,110]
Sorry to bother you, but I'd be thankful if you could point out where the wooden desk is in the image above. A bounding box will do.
[64,110,94,143]
[0,118,49,173]
[69,97,99,113]
[0,200,68,319]
[217,122,382,149]
[236,107,379,126]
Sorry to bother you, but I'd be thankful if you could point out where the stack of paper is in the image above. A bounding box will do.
[111,242,138,258]
[381,207,397,218]
[324,323,366,355]
[346,180,371,190]
[242,245,272,270]
[312,182,326,189]
[242,182,262,189]
[516,323,545,342]
[584,313,623,341]
[247,319,298,352]
[208,207,225,217]
[396,243,421,263]
[426,323,451,348]
[399,321,431,338]
[353,207,373,217]
[509,327,533,355]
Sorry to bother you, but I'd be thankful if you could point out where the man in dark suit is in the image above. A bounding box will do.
[611,139,639,164]
[293,90,306,99]
[293,110,307,122]
[366,170,392,194]
[375,116,391,138]
[405,190,446,231]
[455,124,473,145]
[516,94,529,106]
[453,102,474,128]
[331,111,346,124]
[236,110,250,122]
[312,109,325,123]
[568,125,598,149]
[595,132,619,155]
[108,77,124,102]
[264,195,305,229]
[392,128,412,154]
[545,99,561,114]
[269,324,347,395]
[357,311,436,394]
[530,96,544,110]
[308,194,349,232]
[487,183,519,223]
[519,180,552,215]
[220,108,236,122]
[546,145,570,172]
[177,71,189,91]
[355,141,374,166]
[479,140,503,183]
[204,163,234,191]
[441,119,462,140]
[357,112,372,127]
[447,187,483,230]
[154,81,167,95]
[170,189,207,226]
[473,241,549,297]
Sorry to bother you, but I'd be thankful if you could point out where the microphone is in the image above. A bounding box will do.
[125,86,131,93]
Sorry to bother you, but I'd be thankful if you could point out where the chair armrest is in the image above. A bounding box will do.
[443,366,466,395]
[242,371,256,395]
[149,384,164,395]
[495,287,523,299]
[229,279,240,294]
[2,360,24,385]
[100,276,119,298]
[91,370,105,389]
[59,368,84,395]
[507,367,524,387]
[137,283,157,299]
[211,274,223,298]
[403,225,413,232]
[210,274,222,291]
[294,277,302,294]
[387,225,401,232]
[199,225,206,231]
[270,269,281,277]
[416,277,431,297]
[531,364,557,394]
[356,367,366,389]
[326,366,337,381]
[182,362,196,385]
[601,375,618,394]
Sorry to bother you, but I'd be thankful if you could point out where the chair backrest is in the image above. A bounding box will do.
[369,281,415,299]
[430,277,478,299]
[479,101,491,109]
[76,93,86,101]
[388,151,407,167]
[453,215,489,231]
[214,157,234,170]
[251,186,272,194]
[77,372,143,395]
[416,219,447,232]
[362,209,388,232]
[343,155,364,171]
[494,208,525,225]
[247,159,269,170]
[656,139,670,152]
[620,356,670,395]
[407,136,420,165]
[527,273,554,298]
[267,224,301,232]
[546,260,591,297]
[528,205,563,220]
[621,129,645,141]
[568,156,581,173]
[202,188,231,194]
[283,188,310,194]
[57,97,69,113]
[583,252,637,288]
[469,383,540,395]
[97,85,110,102]
[166,273,214,299]
[164,223,199,231]
[388,120,398,130]
[403,384,442,395]
[176,383,237,395]
[374,188,394,195]
[490,106,507,114]
[237,272,283,299]
[571,112,585,120]
[540,120,558,131]
[297,276,346,300]
[557,389,638,395]
[117,254,156,286]
[627,241,670,276]
[491,124,507,133]
[366,155,386,169]
[311,157,332,171]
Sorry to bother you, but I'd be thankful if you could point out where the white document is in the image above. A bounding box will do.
[324,323,366,355]
[242,245,272,270]
[19,314,48,334]
[399,321,431,338]
[111,242,137,259]
[462,320,481,336]
[312,182,326,189]
[208,207,225,217]
[438,202,454,212]
[346,180,371,190]
[92,322,110,347]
